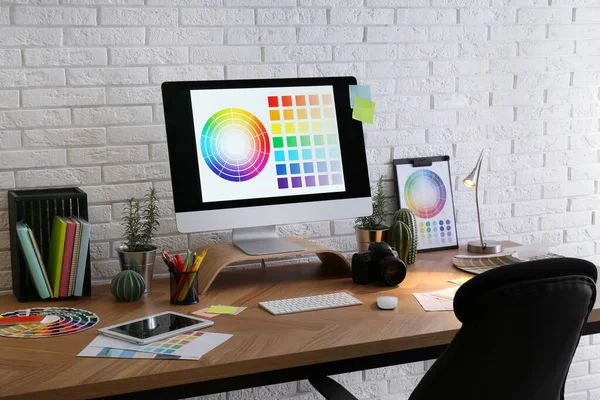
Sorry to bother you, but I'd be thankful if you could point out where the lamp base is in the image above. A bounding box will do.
[467,240,503,254]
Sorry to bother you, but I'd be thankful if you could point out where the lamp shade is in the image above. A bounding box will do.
[462,170,478,188]
[462,149,485,188]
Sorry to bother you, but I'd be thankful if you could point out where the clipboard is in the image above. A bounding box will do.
[393,156,458,252]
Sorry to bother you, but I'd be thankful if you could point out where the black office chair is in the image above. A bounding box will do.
[308,257,597,400]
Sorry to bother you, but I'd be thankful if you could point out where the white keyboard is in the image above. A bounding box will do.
[259,292,363,315]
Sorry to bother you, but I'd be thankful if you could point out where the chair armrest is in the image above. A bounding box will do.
[308,376,358,400]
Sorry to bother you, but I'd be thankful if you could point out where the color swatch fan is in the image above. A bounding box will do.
[0,307,99,338]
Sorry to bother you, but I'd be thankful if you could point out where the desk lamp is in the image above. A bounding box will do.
[462,149,502,254]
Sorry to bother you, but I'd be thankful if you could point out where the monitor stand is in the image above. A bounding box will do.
[232,226,306,256]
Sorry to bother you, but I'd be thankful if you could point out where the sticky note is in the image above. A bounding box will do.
[349,85,371,108]
[448,277,472,285]
[207,305,238,314]
[191,308,219,318]
[352,97,376,124]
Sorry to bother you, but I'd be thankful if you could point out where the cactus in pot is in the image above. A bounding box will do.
[387,208,418,265]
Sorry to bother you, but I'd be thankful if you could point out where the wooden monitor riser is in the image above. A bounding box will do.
[195,236,351,294]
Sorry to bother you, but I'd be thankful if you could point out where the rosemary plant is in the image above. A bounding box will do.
[121,188,160,252]
[355,176,388,230]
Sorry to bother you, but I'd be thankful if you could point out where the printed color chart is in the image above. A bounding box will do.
[190,86,346,203]
[268,93,343,190]
[395,160,458,251]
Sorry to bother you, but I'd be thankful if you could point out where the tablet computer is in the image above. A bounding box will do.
[98,311,214,345]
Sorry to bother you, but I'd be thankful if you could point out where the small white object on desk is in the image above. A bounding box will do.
[376,296,398,310]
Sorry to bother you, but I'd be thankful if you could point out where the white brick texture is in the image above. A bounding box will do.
[0,1,599,399]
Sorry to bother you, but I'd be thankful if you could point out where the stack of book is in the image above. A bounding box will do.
[16,216,91,299]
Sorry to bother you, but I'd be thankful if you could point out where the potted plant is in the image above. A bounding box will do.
[116,187,160,293]
[355,176,389,251]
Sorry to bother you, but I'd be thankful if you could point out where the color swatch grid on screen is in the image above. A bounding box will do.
[404,169,450,245]
[268,94,344,190]
[200,108,270,182]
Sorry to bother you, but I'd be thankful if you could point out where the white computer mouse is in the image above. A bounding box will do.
[377,296,398,310]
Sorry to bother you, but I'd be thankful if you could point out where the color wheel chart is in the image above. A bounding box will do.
[396,158,458,251]
[200,108,270,182]
[0,307,99,338]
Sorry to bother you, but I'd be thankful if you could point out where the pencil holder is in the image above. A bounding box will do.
[170,270,199,305]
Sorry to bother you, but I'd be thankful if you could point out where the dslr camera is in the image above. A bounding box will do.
[352,242,407,286]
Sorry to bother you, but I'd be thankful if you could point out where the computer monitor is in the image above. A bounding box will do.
[162,76,372,255]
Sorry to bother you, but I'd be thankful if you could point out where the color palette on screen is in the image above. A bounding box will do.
[200,108,270,182]
[404,169,447,219]
[268,94,344,189]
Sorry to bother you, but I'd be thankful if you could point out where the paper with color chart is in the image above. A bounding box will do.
[78,330,232,360]
[395,160,458,251]
[352,97,376,124]
[349,85,371,108]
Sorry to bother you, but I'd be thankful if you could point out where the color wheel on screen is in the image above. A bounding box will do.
[200,108,270,182]
[404,169,447,219]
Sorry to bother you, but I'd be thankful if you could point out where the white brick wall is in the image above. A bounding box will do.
[0,0,599,398]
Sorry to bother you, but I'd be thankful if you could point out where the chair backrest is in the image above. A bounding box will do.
[409,257,597,400]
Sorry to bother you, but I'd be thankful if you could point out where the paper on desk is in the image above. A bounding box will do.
[428,286,459,301]
[413,293,453,312]
[413,287,459,312]
[349,85,371,108]
[78,330,232,360]
[352,97,376,124]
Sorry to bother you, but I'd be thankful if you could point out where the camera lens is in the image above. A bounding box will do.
[380,258,406,286]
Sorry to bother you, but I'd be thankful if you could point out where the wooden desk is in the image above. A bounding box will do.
[1,244,599,399]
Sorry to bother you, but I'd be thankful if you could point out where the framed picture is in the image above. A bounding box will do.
[393,156,458,252]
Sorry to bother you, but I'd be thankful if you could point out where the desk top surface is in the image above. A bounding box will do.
[1,243,599,399]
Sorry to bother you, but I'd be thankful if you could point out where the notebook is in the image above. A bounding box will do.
[59,218,77,297]
[48,216,67,298]
[27,227,53,297]
[68,217,82,297]
[73,217,91,297]
[16,222,51,299]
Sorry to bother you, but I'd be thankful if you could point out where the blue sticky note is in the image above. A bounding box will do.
[349,85,371,108]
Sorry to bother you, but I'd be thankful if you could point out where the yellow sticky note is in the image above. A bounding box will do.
[207,305,237,314]
[449,276,472,285]
[352,97,376,124]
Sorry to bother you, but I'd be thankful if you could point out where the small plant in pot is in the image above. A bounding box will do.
[355,176,389,252]
[116,188,160,293]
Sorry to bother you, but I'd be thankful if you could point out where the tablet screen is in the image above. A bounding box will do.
[107,313,203,340]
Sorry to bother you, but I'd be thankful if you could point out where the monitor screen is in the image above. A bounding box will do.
[189,85,346,203]
[162,77,371,231]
